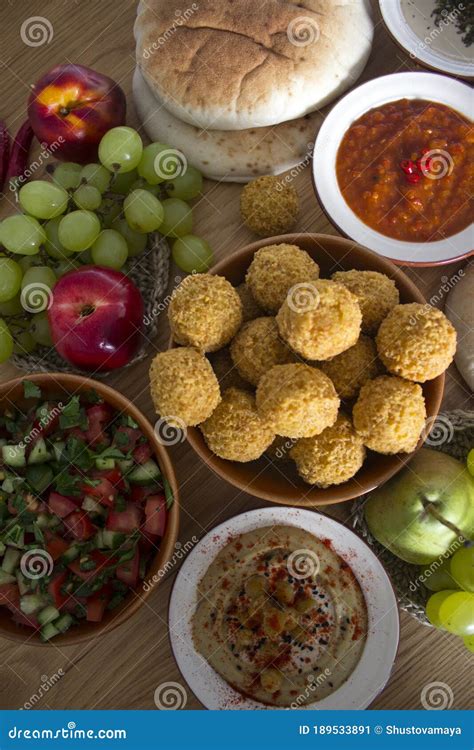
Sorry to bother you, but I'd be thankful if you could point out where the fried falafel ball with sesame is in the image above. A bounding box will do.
[209,347,252,392]
[331,270,399,334]
[169,274,242,352]
[240,175,299,237]
[290,414,366,487]
[236,283,265,322]
[230,317,296,386]
[352,375,426,454]
[319,335,383,400]
[256,363,339,438]
[245,243,319,313]
[200,387,275,462]
[277,279,361,361]
[149,348,221,427]
[376,303,456,382]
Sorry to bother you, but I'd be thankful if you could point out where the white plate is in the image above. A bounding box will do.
[312,72,473,266]
[169,507,399,710]
[379,0,474,79]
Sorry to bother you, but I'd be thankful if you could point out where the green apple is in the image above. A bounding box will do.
[364,449,474,565]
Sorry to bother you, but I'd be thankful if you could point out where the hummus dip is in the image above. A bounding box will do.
[192,525,368,707]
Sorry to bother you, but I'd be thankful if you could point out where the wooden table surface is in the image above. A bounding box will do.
[0,0,472,711]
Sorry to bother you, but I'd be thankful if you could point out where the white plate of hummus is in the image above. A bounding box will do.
[168,508,399,710]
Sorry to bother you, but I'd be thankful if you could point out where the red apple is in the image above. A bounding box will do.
[48,266,144,372]
[28,64,126,163]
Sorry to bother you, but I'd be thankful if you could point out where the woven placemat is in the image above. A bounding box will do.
[12,233,170,377]
[352,410,474,626]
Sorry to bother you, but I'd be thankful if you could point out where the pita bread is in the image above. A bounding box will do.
[134,0,373,131]
[132,67,323,182]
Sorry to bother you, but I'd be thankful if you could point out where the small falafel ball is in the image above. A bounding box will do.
[353,375,426,454]
[246,243,319,312]
[230,317,295,386]
[376,303,456,382]
[331,270,399,333]
[319,335,382,400]
[169,274,242,352]
[149,347,221,427]
[290,414,366,487]
[277,279,361,361]
[256,363,340,438]
[240,175,299,237]
[236,283,265,322]
[200,387,275,462]
[209,347,252,392]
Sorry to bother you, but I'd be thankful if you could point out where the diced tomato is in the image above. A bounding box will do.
[12,611,40,629]
[96,468,126,491]
[86,404,112,446]
[144,495,166,537]
[130,485,158,504]
[86,584,112,623]
[139,530,160,554]
[87,404,112,424]
[63,510,95,540]
[61,596,87,614]
[45,535,70,561]
[113,426,140,451]
[66,427,89,441]
[133,442,153,464]
[116,549,140,588]
[106,503,142,533]
[82,469,124,506]
[68,550,111,581]
[48,570,69,609]
[48,491,78,518]
[0,583,20,609]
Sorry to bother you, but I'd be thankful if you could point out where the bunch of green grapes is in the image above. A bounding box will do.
[0,126,212,363]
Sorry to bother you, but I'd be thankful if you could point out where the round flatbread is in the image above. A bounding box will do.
[134,0,373,131]
[132,67,323,182]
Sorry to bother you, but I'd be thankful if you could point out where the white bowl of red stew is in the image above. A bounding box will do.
[0,373,179,645]
[312,72,473,266]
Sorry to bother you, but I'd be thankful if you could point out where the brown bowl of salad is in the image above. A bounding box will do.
[0,373,179,645]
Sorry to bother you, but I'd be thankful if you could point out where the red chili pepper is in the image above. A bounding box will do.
[406,173,421,184]
[4,120,35,193]
[400,159,416,174]
[0,120,10,192]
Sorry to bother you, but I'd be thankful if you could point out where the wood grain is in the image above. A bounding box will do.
[0,0,472,711]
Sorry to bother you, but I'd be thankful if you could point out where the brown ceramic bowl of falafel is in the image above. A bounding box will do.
[149,234,451,507]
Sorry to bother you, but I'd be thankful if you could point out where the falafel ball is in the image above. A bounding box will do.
[352,375,426,454]
[246,243,319,312]
[236,283,265,322]
[276,279,361,360]
[319,335,382,400]
[290,414,366,487]
[230,317,295,386]
[331,270,399,333]
[256,363,340,438]
[376,303,456,382]
[169,274,242,352]
[240,175,299,237]
[200,387,275,462]
[149,347,221,427]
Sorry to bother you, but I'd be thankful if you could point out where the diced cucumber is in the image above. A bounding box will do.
[95,457,115,470]
[54,613,74,633]
[2,444,26,468]
[94,529,104,549]
[20,594,47,615]
[41,622,60,641]
[36,513,50,529]
[81,495,105,515]
[61,544,80,563]
[118,458,134,474]
[0,541,5,556]
[128,459,161,486]
[16,571,30,596]
[37,605,60,626]
[48,515,61,528]
[51,441,66,463]
[3,524,25,549]
[26,464,54,493]
[0,570,15,585]
[1,547,21,574]
[0,438,7,448]
[102,529,126,549]
[28,438,52,465]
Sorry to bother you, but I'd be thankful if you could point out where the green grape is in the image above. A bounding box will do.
[52,162,82,190]
[425,590,458,628]
[463,634,474,653]
[130,178,160,197]
[21,266,56,314]
[113,219,147,258]
[19,256,38,274]
[80,163,111,193]
[11,320,36,354]
[439,591,474,636]
[420,558,458,592]
[54,259,80,278]
[468,449,474,477]
[98,126,143,174]
[0,318,13,362]
[166,166,203,200]
[58,210,101,252]
[30,311,53,347]
[0,294,23,316]
[123,189,164,233]
[73,184,102,211]
[19,181,69,220]
[109,169,138,195]
[159,198,193,238]
[450,546,474,592]
[91,229,128,270]
[137,142,170,185]
[99,197,122,228]
[0,215,45,255]
[0,257,23,302]
[44,217,74,260]
[21,265,56,292]
[172,235,213,273]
